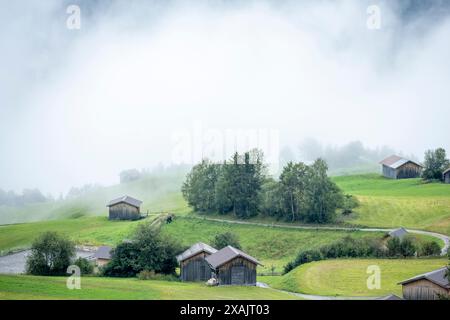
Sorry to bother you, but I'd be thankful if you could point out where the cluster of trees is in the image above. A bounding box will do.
[422,148,450,181]
[284,236,441,274]
[0,188,49,207]
[26,232,93,276]
[182,150,346,223]
[102,223,181,277]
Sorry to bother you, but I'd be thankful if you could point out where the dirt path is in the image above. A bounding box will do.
[188,216,450,255]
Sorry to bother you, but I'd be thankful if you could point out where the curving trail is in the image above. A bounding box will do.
[189,216,449,255]
[191,216,449,300]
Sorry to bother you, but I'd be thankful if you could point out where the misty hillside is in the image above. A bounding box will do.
[0,171,188,225]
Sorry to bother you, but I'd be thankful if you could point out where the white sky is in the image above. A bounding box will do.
[1,0,450,194]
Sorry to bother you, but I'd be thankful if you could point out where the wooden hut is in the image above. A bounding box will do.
[388,227,408,239]
[93,246,112,267]
[205,246,262,286]
[107,195,142,220]
[380,155,423,179]
[443,168,450,184]
[177,243,218,282]
[398,267,450,300]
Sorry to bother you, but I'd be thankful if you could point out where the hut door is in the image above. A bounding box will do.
[231,266,245,285]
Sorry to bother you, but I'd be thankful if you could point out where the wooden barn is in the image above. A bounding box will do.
[205,246,262,286]
[443,168,450,184]
[388,227,408,239]
[398,267,450,300]
[93,246,112,267]
[380,155,423,179]
[107,195,142,220]
[177,242,218,282]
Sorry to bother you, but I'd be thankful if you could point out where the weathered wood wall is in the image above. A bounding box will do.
[109,203,140,220]
[216,257,257,286]
[382,165,397,179]
[382,163,422,179]
[402,279,449,300]
[396,162,422,179]
[444,172,450,184]
[180,252,213,282]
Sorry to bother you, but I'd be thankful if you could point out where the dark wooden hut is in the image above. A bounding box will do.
[380,155,423,179]
[388,227,408,239]
[205,246,262,286]
[177,242,218,282]
[107,195,142,220]
[398,267,450,300]
[443,168,450,184]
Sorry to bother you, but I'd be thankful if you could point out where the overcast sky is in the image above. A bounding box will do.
[1,0,450,194]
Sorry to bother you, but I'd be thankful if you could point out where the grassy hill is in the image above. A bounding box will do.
[0,275,300,300]
[0,171,189,225]
[260,258,448,297]
[161,217,384,273]
[333,174,450,235]
[0,216,155,255]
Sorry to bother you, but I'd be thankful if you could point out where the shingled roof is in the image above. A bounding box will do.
[380,155,423,169]
[176,242,218,262]
[388,227,409,238]
[93,246,112,260]
[398,267,450,289]
[205,246,262,269]
[107,195,142,208]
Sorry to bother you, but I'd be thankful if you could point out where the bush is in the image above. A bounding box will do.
[341,194,359,215]
[211,232,241,250]
[73,257,94,275]
[387,236,417,257]
[137,270,179,281]
[419,241,441,257]
[26,232,75,276]
[102,223,181,277]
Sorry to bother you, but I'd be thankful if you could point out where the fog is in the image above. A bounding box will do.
[1,0,450,195]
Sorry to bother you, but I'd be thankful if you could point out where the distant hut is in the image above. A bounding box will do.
[177,242,218,282]
[93,246,112,267]
[205,246,262,286]
[388,227,409,239]
[443,168,450,184]
[379,155,423,179]
[107,195,142,220]
[398,267,450,300]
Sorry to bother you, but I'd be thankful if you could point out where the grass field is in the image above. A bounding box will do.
[0,216,155,254]
[0,275,300,300]
[161,217,384,273]
[333,174,450,235]
[260,258,448,297]
[0,171,189,225]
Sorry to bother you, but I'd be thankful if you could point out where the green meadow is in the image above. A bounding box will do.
[0,275,300,300]
[260,258,448,297]
[333,174,450,235]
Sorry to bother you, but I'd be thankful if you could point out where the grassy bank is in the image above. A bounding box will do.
[260,258,448,297]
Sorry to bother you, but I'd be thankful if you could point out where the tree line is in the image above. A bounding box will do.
[182,150,349,223]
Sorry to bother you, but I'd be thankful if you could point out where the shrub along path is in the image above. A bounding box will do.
[188,216,450,255]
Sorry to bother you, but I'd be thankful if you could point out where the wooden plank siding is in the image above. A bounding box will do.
[382,162,422,179]
[402,279,450,300]
[444,172,450,184]
[180,252,213,282]
[216,257,257,286]
[108,203,140,220]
